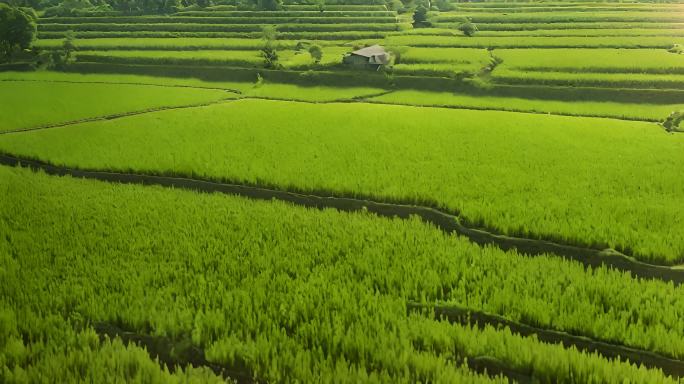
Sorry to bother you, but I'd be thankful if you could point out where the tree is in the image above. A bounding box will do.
[412,5,428,27]
[386,46,407,65]
[257,0,281,11]
[0,4,37,62]
[663,111,683,132]
[385,0,403,12]
[434,0,453,11]
[458,21,478,37]
[308,44,322,64]
[260,25,279,69]
[62,30,76,62]
[312,0,324,12]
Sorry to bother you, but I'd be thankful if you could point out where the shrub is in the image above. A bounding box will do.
[308,44,322,63]
[412,4,428,27]
[458,21,477,37]
[434,0,453,12]
[0,4,37,62]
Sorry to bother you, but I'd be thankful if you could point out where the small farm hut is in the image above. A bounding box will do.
[343,45,390,68]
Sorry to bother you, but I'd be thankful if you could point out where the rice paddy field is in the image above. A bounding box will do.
[2,0,684,383]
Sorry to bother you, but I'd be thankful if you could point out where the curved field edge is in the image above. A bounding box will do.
[2,165,683,383]
[0,81,234,132]
[0,99,682,264]
[1,153,681,285]
[409,303,684,377]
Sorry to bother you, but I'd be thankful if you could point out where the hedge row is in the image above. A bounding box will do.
[39,22,403,32]
[39,16,398,25]
[172,10,396,17]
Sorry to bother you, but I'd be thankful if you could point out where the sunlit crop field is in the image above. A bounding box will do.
[3,0,684,382]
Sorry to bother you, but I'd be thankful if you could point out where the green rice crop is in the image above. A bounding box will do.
[35,37,303,50]
[242,83,386,101]
[475,28,684,37]
[2,99,683,264]
[174,10,395,16]
[75,49,264,67]
[399,47,491,65]
[38,16,398,24]
[73,46,350,69]
[370,89,684,121]
[382,35,683,48]
[495,48,684,74]
[39,22,402,33]
[443,22,684,31]
[38,30,388,40]
[0,80,231,132]
[0,70,256,91]
[0,71,386,102]
[2,165,683,382]
[492,68,684,89]
[391,63,479,77]
[434,11,684,23]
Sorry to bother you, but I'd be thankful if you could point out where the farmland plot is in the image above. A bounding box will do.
[1,99,683,264]
[2,165,683,382]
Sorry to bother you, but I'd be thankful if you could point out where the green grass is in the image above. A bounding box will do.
[0,80,232,132]
[370,89,684,121]
[2,165,683,382]
[2,99,683,264]
[495,48,684,74]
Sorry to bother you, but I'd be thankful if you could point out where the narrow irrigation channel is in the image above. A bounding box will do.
[94,322,259,384]
[2,153,683,286]
[408,303,684,378]
[93,322,527,383]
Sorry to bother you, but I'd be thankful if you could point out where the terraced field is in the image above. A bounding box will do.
[2,0,684,382]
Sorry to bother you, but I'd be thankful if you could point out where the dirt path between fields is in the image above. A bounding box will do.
[1,153,682,285]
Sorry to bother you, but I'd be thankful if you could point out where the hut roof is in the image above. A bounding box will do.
[350,45,388,58]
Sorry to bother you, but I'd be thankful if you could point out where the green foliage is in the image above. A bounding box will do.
[257,0,281,11]
[260,25,279,68]
[307,43,322,64]
[2,99,683,263]
[458,21,477,37]
[434,0,452,12]
[663,111,683,132]
[412,4,427,26]
[0,3,36,62]
[371,89,684,122]
[2,165,684,382]
[0,80,230,131]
